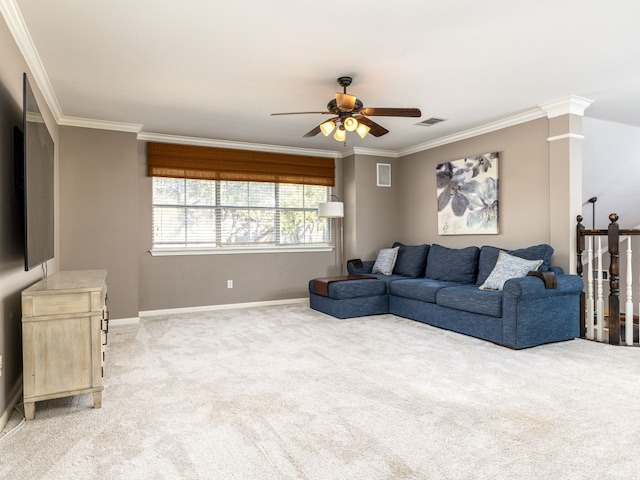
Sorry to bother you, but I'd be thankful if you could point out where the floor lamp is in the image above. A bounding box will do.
[318,197,345,275]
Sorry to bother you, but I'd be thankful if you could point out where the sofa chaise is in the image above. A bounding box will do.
[309,242,583,349]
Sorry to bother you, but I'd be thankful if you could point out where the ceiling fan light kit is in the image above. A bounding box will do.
[271,76,421,145]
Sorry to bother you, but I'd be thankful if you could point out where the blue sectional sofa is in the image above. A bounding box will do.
[309,242,583,349]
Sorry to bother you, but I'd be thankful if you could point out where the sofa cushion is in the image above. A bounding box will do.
[479,251,543,291]
[389,278,456,303]
[425,244,480,284]
[372,247,399,275]
[370,274,409,291]
[477,244,554,285]
[392,242,430,278]
[436,285,504,318]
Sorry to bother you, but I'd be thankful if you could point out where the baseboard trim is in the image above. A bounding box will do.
[109,317,141,327]
[139,297,309,318]
[0,383,23,434]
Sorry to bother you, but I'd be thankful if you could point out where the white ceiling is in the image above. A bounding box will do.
[7,0,640,154]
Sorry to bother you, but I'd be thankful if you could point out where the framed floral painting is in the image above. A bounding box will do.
[436,152,499,235]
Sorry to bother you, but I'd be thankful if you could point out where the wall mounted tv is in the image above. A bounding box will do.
[17,73,55,271]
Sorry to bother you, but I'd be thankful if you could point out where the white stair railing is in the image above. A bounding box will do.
[626,237,633,346]
[586,236,595,340]
[577,213,639,346]
[596,236,604,342]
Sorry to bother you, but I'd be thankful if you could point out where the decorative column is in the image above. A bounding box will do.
[540,96,593,273]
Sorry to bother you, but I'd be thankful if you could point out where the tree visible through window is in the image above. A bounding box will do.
[152,177,332,249]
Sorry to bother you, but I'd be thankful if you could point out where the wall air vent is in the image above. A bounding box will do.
[416,117,446,127]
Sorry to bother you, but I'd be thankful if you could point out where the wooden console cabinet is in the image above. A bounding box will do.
[21,270,108,420]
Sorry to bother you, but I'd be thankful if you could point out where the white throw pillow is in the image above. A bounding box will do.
[372,247,400,275]
[479,250,543,291]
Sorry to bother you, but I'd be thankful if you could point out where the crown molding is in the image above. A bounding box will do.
[547,133,585,142]
[398,108,546,157]
[138,132,341,158]
[59,116,143,133]
[0,0,63,122]
[539,95,594,118]
[349,147,398,158]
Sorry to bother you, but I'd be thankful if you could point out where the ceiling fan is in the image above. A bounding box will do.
[271,76,421,143]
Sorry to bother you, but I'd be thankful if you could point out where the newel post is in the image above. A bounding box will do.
[576,215,586,338]
[608,213,620,345]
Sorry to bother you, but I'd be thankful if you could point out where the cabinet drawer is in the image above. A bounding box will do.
[24,292,92,317]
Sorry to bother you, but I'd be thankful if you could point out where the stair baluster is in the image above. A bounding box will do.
[596,237,605,342]
[625,237,633,346]
[587,237,595,340]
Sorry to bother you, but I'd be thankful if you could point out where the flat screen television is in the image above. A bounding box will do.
[17,73,55,271]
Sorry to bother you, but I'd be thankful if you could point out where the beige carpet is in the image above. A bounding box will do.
[1,303,639,479]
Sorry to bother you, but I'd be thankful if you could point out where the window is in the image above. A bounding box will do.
[152,177,332,251]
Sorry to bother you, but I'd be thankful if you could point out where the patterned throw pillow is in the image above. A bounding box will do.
[372,247,400,275]
[476,244,554,285]
[479,250,543,291]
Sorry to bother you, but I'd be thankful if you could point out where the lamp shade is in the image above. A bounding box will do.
[318,201,344,218]
[343,116,358,132]
[356,123,371,138]
[320,120,336,136]
[333,127,346,142]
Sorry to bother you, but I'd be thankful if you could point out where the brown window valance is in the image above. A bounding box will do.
[147,142,335,187]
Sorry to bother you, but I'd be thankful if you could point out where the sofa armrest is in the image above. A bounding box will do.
[502,274,583,348]
[503,274,583,300]
[347,259,375,275]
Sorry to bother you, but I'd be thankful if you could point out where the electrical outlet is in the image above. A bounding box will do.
[227,280,233,288]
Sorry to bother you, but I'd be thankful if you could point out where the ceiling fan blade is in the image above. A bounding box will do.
[355,116,389,137]
[335,93,357,112]
[271,111,331,115]
[359,107,422,117]
[303,125,322,137]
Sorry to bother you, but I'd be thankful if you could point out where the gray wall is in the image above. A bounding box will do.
[136,143,339,312]
[342,154,357,261]
[396,118,555,255]
[59,126,139,319]
[0,17,59,423]
[345,154,399,261]
[59,116,573,318]
[343,119,566,267]
[58,133,342,315]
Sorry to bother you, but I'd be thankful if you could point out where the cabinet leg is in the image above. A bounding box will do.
[24,402,35,421]
[92,392,102,409]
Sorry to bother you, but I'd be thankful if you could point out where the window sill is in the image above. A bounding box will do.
[150,245,335,256]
